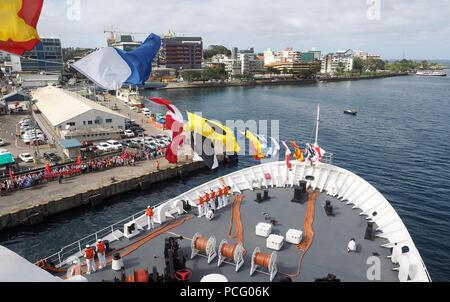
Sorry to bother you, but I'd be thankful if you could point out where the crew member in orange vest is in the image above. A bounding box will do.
[210,189,216,210]
[68,259,82,277]
[146,206,154,230]
[217,188,223,209]
[204,192,211,211]
[96,239,106,269]
[156,161,160,171]
[223,186,230,206]
[84,244,96,274]
[197,196,205,217]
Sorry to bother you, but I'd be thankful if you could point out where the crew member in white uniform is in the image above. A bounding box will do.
[210,189,216,210]
[84,244,96,274]
[96,239,107,269]
[146,206,154,230]
[217,188,223,209]
[198,196,205,217]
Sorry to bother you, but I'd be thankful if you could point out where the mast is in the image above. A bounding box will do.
[314,104,320,147]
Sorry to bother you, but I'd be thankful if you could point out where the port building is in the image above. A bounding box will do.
[19,38,64,73]
[31,86,127,142]
[160,36,203,70]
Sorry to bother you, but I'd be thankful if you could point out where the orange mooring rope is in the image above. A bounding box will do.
[254,252,271,268]
[221,243,237,259]
[220,177,247,256]
[279,188,320,278]
[194,237,209,252]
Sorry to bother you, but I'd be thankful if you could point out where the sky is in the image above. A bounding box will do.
[37,0,450,60]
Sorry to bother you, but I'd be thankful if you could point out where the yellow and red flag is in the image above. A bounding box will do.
[291,142,305,162]
[0,0,43,56]
[243,130,266,160]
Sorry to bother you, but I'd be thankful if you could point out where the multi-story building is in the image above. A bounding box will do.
[330,49,354,74]
[367,54,382,60]
[239,53,264,75]
[321,53,334,74]
[307,49,322,61]
[215,47,264,76]
[109,35,142,51]
[353,51,382,61]
[277,47,302,63]
[20,38,63,73]
[160,36,202,71]
[0,51,21,73]
[238,48,254,54]
[301,52,315,63]
[265,61,320,74]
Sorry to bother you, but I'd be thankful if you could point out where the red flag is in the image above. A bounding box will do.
[76,155,81,166]
[148,98,185,164]
[0,0,44,56]
[148,98,176,113]
[282,141,292,169]
[165,134,185,164]
[121,148,128,159]
[45,162,51,173]
[9,168,13,181]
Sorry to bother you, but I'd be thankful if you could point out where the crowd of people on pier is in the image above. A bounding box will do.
[0,148,165,197]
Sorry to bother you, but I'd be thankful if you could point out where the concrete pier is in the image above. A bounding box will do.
[0,154,235,232]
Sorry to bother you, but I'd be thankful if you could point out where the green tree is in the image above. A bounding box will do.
[203,45,231,60]
[181,70,201,82]
[336,62,345,75]
[353,58,366,74]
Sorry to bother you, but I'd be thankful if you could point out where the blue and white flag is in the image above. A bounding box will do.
[72,33,161,90]
[270,137,280,158]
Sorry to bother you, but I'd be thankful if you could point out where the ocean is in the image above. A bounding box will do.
[1,73,449,281]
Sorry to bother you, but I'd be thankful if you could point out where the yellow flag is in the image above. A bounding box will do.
[187,112,240,152]
[241,130,266,160]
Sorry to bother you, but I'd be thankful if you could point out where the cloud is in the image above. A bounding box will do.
[36,0,450,59]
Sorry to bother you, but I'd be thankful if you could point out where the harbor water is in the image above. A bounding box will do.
[1,72,449,281]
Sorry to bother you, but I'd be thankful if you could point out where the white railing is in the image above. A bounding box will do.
[41,199,170,268]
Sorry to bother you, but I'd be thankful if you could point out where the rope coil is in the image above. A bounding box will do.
[194,237,209,252]
[254,252,271,268]
[220,243,236,259]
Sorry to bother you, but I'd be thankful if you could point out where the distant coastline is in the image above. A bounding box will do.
[159,72,409,90]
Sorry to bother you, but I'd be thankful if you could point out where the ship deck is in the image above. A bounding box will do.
[62,186,398,282]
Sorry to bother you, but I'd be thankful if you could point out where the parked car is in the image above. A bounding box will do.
[146,142,158,151]
[142,108,151,115]
[0,138,5,146]
[106,140,123,151]
[157,139,170,148]
[123,129,135,138]
[44,151,58,162]
[0,149,11,155]
[19,153,34,163]
[23,134,45,144]
[121,139,134,147]
[96,142,112,152]
[19,117,31,124]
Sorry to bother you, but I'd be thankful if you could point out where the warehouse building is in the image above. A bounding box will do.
[31,86,127,141]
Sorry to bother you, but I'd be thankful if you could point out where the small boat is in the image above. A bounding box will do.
[416,70,447,77]
[344,110,357,115]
